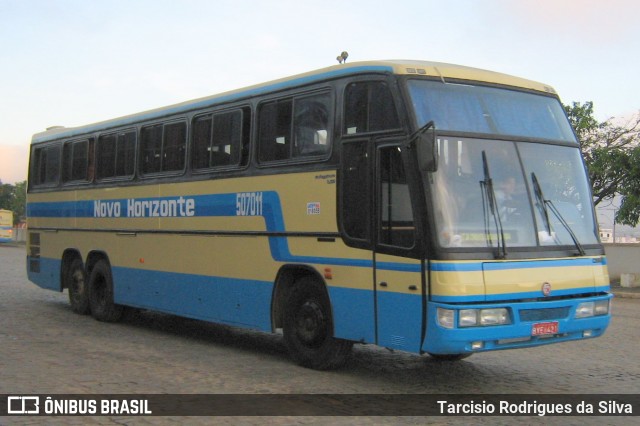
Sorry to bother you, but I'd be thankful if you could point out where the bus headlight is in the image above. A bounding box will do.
[458,308,510,327]
[437,308,455,329]
[576,300,610,318]
[459,309,478,327]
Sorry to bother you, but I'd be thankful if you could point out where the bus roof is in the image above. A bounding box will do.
[32,60,556,144]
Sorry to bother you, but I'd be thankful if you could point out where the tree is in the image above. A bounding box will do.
[0,180,27,224]
[564,102,640,227]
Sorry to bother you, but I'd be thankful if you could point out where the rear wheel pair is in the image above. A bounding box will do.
[65,258,122,322]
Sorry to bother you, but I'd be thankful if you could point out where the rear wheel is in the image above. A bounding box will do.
[65,257,90,315]
[283,277,352,370]
[88,259,123,322]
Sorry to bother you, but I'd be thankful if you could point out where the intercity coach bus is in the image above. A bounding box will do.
[0,209,13,243]
[26,60,612,369]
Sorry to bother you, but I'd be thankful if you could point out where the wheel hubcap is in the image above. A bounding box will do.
[295,300,327,347]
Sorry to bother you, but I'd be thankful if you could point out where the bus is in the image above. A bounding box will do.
[26,60,612,369]
[0,209,13,243]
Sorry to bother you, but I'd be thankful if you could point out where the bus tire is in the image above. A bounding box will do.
[66,257,90,315]
[283,277,352,370]
[88,259,123,322]
[428,353,472,361]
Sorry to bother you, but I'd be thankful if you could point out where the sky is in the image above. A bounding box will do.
[1,0,639,188]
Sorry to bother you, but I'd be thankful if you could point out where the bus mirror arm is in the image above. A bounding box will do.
[406,121,437,172]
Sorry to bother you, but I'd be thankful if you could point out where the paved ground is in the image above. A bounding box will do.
[1,244,638,425]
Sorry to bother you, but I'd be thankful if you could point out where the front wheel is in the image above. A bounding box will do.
[88,259,124,322]
[283,278,352,370]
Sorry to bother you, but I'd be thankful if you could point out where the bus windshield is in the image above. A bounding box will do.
[428,136,599,250]
[407,80,577,143]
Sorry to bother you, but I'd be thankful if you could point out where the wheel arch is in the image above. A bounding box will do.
[60,248,83,290]
[85,250,111,277]
[271,264,329,331]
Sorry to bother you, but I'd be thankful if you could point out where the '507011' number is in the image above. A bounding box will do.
[236,192,263,216]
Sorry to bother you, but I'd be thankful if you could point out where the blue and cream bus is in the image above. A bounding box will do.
[0,209,13,243]
[27,60,612,369]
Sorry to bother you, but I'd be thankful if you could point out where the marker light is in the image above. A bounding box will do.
[437,308,454,329]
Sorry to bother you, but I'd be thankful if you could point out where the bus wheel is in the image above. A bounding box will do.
[66,257,90,315]
[428,353,472,361]
[283,278,352,370]
[88,259,123,322]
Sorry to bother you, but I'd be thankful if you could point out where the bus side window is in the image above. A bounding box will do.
[33,145,61,187]
[293,93,330,157]
[258,99,292,162]
[141,124,163,174]
[192,108,247,170]
[344,82,400,134]
[62,139,89,183]
[97,134,117,179]
[341,140,370,242]
[258,92,331,164]
[162,122,186,172]
[379,146,414,248]
[141,121,186,174]
[97,131,135,180]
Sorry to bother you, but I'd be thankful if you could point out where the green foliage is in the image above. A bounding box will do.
[565,102,640,226]
[0,180,26,224]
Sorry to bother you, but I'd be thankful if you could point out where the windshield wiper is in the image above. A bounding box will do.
[531,172,552,236]
[480,151,507,259]
[531,172,586,256]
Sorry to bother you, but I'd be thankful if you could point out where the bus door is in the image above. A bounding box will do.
[374,142,425,352]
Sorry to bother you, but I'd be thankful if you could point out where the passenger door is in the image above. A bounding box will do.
[374,142,424,352]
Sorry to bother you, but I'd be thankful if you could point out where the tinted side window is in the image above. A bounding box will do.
[62,139,89,182]
[344,82,400,134]
[341,140,370,241]
[141,121,186,174]
[379,145,414,248]
[32,145,61,186]
[259,92,331,163]
[293,94,330,157]
[192,108,248,170]
[115,131,136,177]
[97,130,136,180]
[97,134,117,179]
[258,99,292,162]
[163,122,186,172]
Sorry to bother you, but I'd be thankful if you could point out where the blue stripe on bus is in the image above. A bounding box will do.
[27,193,422,272]
[32,65,394,144]
[26,194,607,274]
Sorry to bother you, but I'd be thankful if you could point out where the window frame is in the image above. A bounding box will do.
[61,138,90,184]
[342,80,402,137]
[256,88,334,167]
[190,106,251,174]
[30,143,62,189]
[139,118,188,178]
[96,128,137,182]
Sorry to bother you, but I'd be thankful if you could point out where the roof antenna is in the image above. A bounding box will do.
[336,51,349,64]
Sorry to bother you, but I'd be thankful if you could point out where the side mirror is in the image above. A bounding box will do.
[414,125,438,172]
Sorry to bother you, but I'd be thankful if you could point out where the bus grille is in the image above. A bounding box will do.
[519,307,570,322]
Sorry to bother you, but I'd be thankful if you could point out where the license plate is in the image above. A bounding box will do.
[532,321,559,336]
